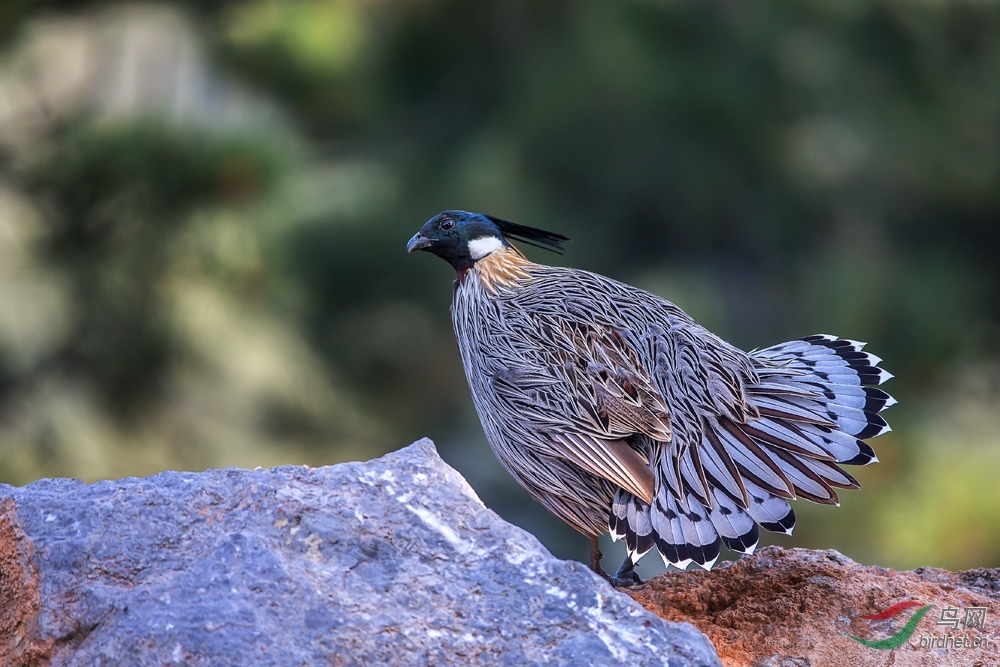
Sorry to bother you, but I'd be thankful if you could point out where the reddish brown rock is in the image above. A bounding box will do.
[0,499,45,667]
[627,546,999,667]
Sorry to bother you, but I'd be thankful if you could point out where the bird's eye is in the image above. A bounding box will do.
[440,218,455,230]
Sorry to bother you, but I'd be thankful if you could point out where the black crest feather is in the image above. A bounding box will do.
[485,214,570,254]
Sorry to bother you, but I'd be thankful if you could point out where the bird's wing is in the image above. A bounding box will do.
[557,319,673,442]
[490,316,671,504]
[494,266,766,515]
[546,433,657,504]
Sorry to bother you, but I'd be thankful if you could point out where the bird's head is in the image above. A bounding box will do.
[406,210,569,272]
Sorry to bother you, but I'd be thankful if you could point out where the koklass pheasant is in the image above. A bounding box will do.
[407,210,894,583]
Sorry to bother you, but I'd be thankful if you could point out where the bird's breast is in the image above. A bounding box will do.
[464,246,535,294]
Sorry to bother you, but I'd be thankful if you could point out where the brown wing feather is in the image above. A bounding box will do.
[490,317,670,503]
[560,320,673,443]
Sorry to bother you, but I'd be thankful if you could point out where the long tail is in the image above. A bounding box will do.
[609,334,894,569]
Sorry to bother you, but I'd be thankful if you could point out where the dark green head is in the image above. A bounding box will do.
[406,210,569,272]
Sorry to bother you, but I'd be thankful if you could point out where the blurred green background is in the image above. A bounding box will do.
[1,0,998,575]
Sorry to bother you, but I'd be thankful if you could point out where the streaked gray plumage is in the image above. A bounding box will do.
[408,210,894,578]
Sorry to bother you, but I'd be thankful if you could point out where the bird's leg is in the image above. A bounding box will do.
[589,536,643,587]
[589,536,604,574]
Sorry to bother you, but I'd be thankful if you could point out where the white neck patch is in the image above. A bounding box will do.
[468,236,503,260]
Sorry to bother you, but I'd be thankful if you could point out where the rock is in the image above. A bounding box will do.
[627,546,1000,667]
[0,438,720,667]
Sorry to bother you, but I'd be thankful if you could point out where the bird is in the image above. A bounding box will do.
[407,210,894,584]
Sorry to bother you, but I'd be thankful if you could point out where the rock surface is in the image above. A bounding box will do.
[0,438,720,666]
[628,546,999,667]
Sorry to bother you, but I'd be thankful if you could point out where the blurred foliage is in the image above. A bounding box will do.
[0,0,998,571]
[19,122,280,411]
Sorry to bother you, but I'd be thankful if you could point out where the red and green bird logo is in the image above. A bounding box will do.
[847,600,933,649]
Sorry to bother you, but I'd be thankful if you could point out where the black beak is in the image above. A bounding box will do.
[407,232,434,253]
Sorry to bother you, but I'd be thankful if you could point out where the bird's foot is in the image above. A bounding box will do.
[589,537,643,587]
[607,558,643,588]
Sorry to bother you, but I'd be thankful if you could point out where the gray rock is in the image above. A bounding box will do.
[0,438,721,666]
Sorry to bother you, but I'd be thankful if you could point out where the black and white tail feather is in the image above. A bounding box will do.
[609,334,894,570]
